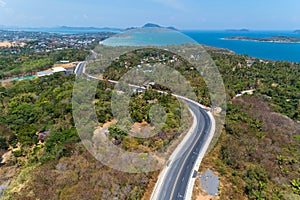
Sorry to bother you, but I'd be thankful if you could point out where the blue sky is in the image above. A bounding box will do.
[0,0,299,30]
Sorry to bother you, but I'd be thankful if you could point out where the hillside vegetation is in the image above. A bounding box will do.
[0,53,191,199]
[197,51,300,199]
[0,46,299,199]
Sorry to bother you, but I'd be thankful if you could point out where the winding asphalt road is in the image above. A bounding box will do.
[151,100,213,200]
[75,62,215,200]
[74,62,86,75]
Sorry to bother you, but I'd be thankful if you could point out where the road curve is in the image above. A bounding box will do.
[75,62,216,200]
[74,62,86,75]
[150,98,215,200]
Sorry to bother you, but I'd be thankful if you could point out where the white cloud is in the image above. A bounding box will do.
[0,0,6,7]
[83,14,88,20]
[149,0,186,11]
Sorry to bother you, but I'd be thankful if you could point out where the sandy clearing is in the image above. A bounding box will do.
[0,41,26,48]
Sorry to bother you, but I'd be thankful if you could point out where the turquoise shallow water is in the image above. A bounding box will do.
[1,75,36,83]
[11,75,36,81]
[103,29,197,46]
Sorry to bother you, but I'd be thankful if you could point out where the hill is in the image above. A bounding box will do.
[195,50,300,199]
[0,42,299,199]
[142,23,161,28]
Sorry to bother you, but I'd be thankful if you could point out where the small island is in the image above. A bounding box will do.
[225,29,250,32]
[294,30,300,34]
[224,36,300,43]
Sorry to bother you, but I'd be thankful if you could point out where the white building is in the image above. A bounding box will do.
[52,67,67,73]
[37,67,67,77]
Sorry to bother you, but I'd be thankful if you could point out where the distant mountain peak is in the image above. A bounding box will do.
[141,23,178,31]
[142,23,162,28]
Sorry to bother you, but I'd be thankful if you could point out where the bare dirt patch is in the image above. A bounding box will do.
[0,41,26,48]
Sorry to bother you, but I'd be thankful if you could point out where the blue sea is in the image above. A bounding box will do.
[4,27,299,62]
[183,30,300,62]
